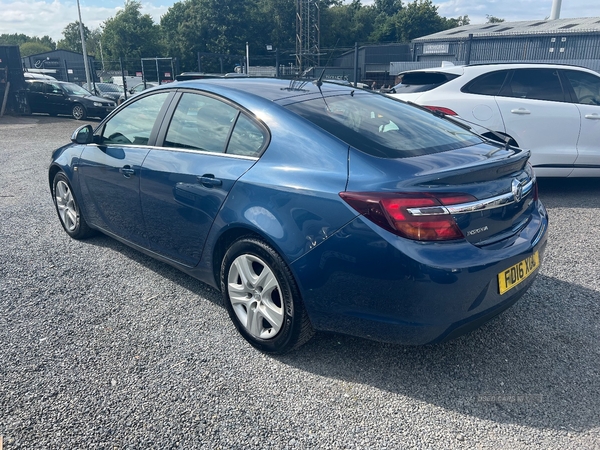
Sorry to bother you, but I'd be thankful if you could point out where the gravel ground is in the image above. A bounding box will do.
[0,115,599,449]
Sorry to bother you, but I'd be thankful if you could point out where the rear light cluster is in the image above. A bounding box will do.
[340,192,476,241]
[423,105,458,116]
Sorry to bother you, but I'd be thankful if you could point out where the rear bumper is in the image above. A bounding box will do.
[291,200,548,345]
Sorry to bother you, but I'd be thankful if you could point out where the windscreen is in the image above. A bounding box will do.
[285,93,482,158]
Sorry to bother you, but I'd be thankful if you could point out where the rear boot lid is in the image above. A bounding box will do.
[344,142,537,246]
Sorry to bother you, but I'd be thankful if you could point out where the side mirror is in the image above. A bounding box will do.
[71,124,94,144]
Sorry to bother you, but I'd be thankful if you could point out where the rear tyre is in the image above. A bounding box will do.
[72,104,87,120]
[221,237,313,354]
[52,172,96,239]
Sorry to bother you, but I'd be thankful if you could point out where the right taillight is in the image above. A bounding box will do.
[339,192,476,241]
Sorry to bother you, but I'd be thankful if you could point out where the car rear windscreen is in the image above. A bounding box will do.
[285,93,482,158]
[392,72,459,93]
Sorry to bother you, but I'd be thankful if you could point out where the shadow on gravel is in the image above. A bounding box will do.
[279,273,600,432]
[83,230,600,432]
[538,178,600,209]
[83,233,222,304]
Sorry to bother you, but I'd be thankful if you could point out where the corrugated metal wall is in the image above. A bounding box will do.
[391,59,600,75]
[396,31,600,75]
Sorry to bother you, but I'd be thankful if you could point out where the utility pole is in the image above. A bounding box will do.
[76,0,92,91]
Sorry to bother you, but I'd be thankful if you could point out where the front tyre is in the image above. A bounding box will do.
[221,237,313,354]
[72,103,87,120]
[52,172,96,239]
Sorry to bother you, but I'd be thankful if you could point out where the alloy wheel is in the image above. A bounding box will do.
[55,179,78,232]
[227,254,284,340]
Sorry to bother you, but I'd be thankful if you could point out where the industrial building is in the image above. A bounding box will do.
[22,49,98,84]
[391,17,600,75]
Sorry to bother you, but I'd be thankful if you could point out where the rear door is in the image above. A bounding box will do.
[494,68,580,176]
[139,91,265,266]
[78,91,173,245]
[26,81,47,113]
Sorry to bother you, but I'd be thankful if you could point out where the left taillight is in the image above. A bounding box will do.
[423,105,458,116]
[339,192,476,241]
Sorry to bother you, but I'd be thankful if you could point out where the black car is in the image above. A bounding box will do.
[25,80,116,120]
[92,82,124,103]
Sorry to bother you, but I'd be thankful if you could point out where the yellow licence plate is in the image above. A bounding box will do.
[498,251,540,295]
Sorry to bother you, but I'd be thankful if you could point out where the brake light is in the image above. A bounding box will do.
[423,106,458,116]
[340,192,477,241]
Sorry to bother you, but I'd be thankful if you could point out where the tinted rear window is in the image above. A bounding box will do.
[285,93,482,158]
[392,72,459,93]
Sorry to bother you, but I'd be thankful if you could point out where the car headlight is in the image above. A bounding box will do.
[93,102,103,107]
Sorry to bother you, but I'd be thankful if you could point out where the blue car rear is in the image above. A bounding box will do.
[49,78,548,352]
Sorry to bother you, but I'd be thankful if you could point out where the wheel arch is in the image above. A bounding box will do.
[211,226,284,291]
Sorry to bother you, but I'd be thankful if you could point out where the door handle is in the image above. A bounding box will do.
[197,174,222,187]
[584,114,600,120]
[120,166,135,178]
[510,108,531,115]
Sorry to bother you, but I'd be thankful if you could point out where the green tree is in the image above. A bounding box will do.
[486,14,505,23]
[57,22,91,52]
[0,33,56,51]
[443,15,470,28]
[20,41,53,57]
[394,0,460,41]
[161,0,256,72]
[101,0,163,62]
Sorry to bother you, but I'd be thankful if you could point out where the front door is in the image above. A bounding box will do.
[77,91,172,245]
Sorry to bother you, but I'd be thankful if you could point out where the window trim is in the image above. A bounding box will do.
[460,69,510,96]
[94,90,177,148]
[154,88,271,158]
[498,68,568,103]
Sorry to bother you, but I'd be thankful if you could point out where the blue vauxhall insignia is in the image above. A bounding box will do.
[49,78,548,353]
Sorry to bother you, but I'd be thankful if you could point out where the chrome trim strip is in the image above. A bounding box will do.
[408,179,534,216]
[86,143,258,161]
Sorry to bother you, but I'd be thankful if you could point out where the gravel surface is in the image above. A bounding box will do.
[1,115,599,449]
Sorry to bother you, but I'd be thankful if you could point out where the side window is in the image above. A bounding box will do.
[462,70,509,95]
[100,92,170,146]
[499,69,565,102]
[563,70,600,106]
[48,82,63,94]
[227,114,267,157]
[28,82,45,93]
[164,93,237,153]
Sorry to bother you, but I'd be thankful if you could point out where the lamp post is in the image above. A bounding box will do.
[76,0,92,91]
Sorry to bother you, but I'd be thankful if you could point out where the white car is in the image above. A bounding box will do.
[388,63,600,177]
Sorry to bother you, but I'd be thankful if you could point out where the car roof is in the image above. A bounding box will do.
[398,62,598,76]
[172,77,357,103]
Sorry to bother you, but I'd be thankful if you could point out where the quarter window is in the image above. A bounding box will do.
[100,92,170,146]
[227,114,267,157]
[164,93,237,153]
[499,69,565,102]
[563,70,600,106]
[462,70,509,95]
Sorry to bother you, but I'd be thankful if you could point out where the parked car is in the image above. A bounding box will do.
[26,79,116,120]
[49,78,548,353]
[388,63,600,177]
[118,82,158,104]
[93,82,124,103]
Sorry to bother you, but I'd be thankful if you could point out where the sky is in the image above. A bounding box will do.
[1,0,600,43]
